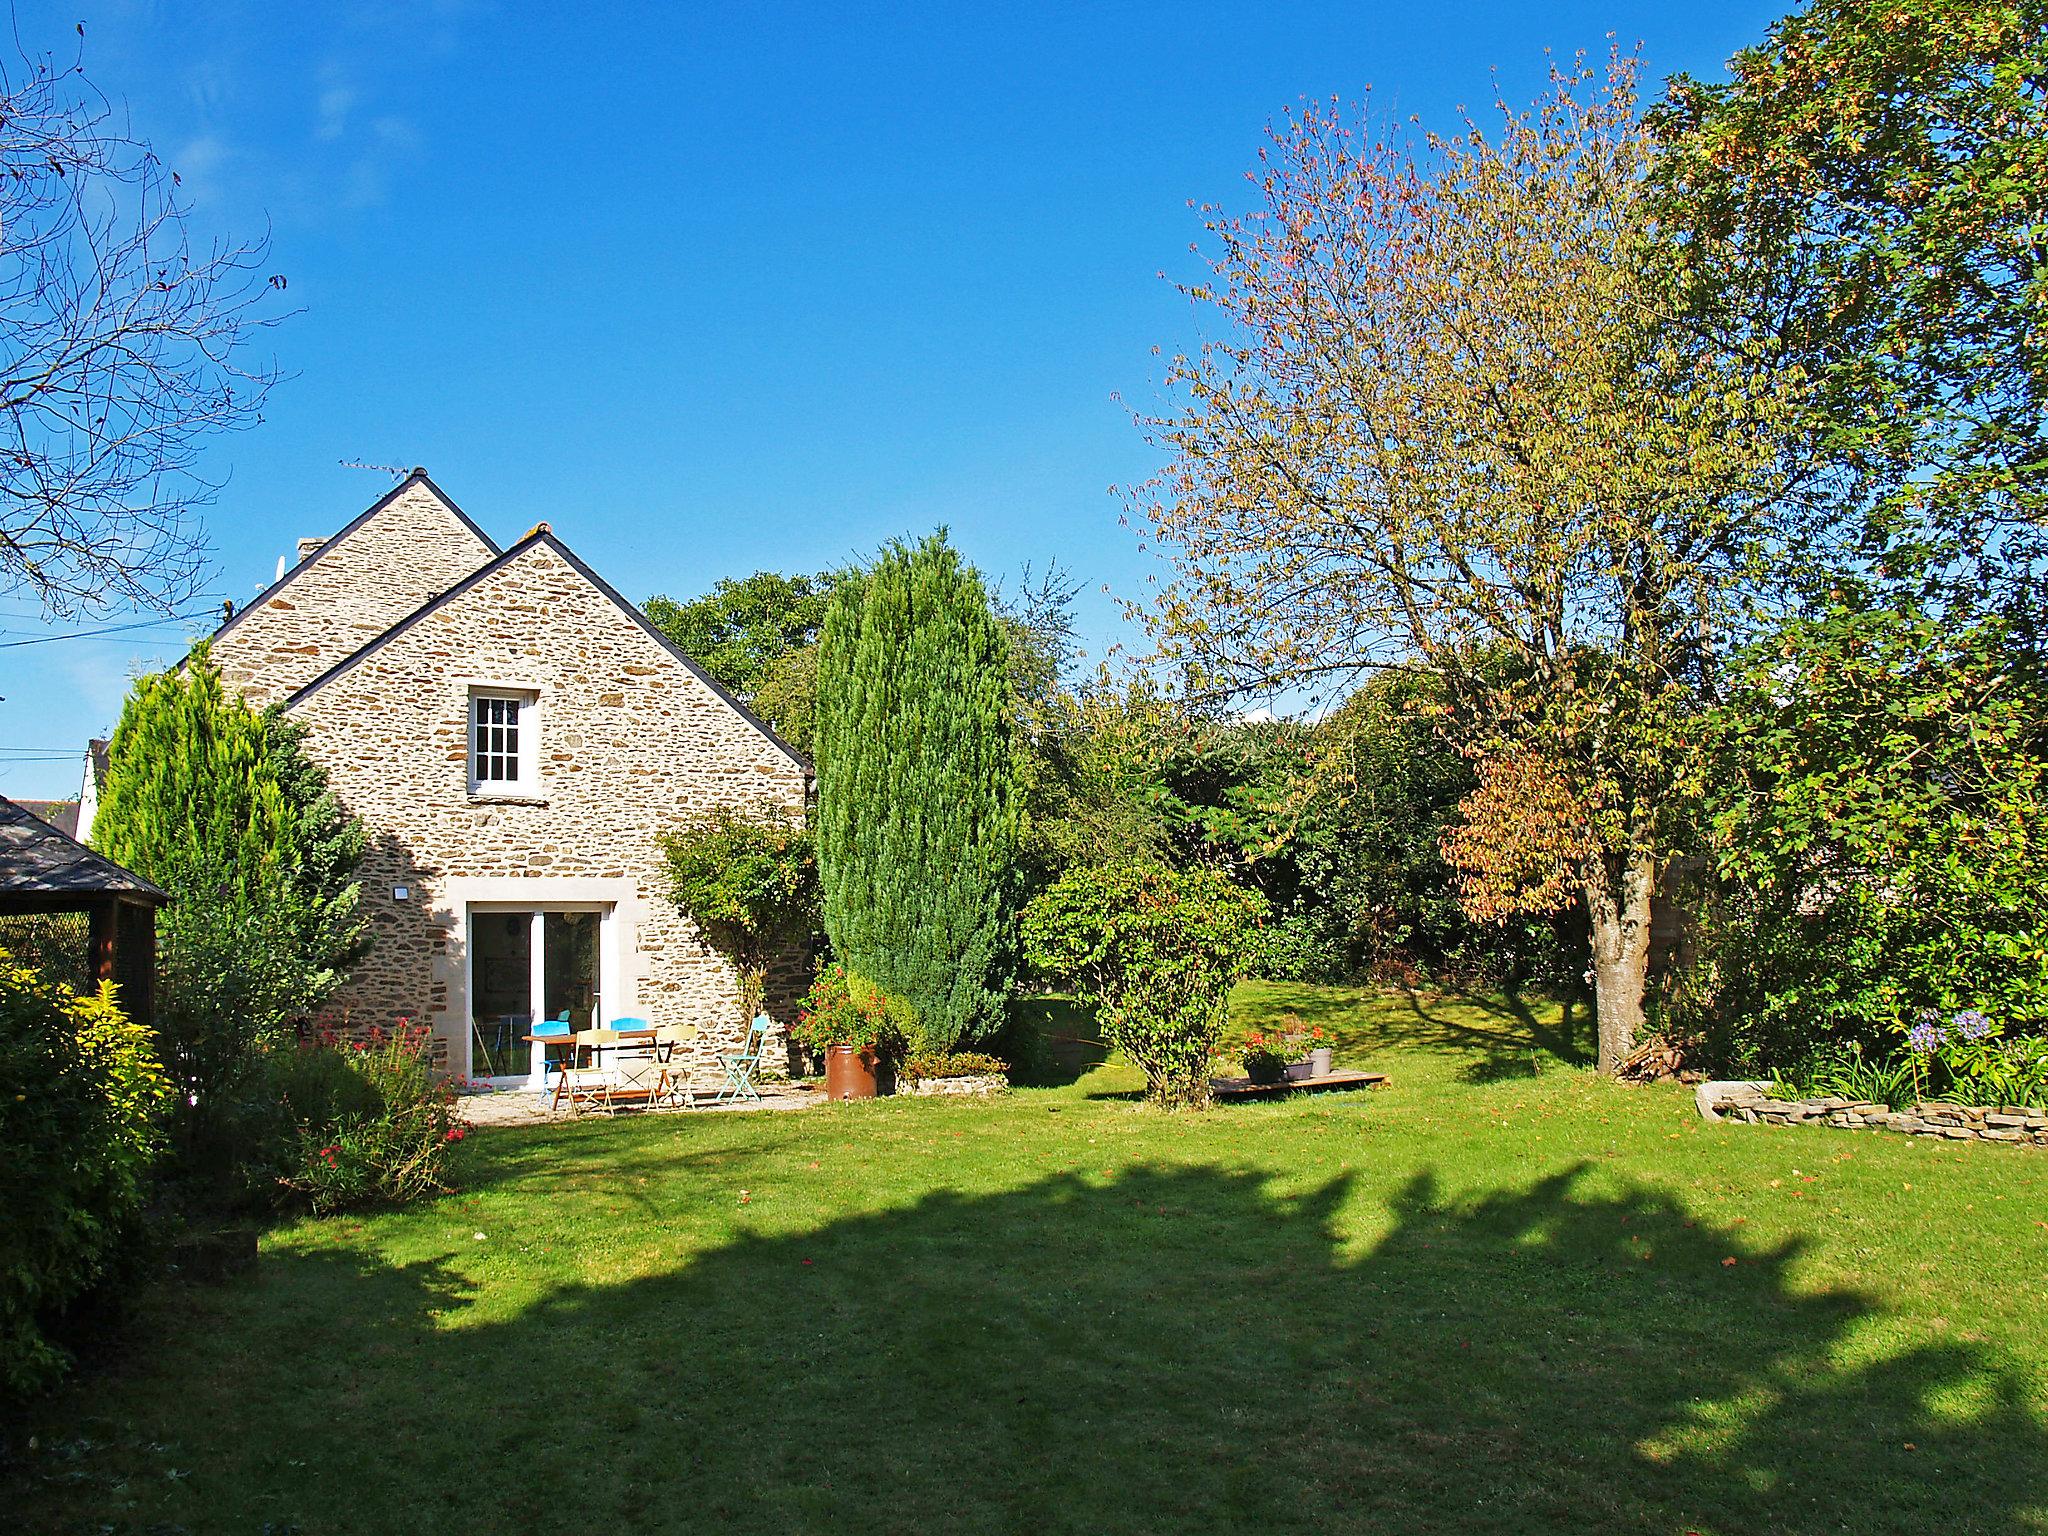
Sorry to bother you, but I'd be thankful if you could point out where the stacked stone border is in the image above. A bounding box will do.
[1698,1081,2048,1147]
[900,1074,1010,1099]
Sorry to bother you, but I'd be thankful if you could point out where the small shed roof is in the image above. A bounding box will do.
[0,795,169,905]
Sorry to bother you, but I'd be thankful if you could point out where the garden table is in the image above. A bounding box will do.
[521,1028,674,1114]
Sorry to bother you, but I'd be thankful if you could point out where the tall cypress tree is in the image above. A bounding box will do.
[93,644,367,1147]
[815,532,1019,1053]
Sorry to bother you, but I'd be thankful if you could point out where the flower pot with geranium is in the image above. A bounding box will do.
[790,965,901,1100]
[1240,1032,1289,1085]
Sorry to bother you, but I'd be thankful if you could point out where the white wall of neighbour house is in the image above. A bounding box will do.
[74,749,101,846]
[280,537,809,1079]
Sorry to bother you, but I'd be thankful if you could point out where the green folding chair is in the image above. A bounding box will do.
[714,1014,773,1104]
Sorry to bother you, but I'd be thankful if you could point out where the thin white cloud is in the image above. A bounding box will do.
[315,84,356,142]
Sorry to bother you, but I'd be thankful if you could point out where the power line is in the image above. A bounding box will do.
[0,609,217,648]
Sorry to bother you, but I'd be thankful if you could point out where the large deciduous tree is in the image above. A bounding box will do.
[645,570,837,753]
[814,532,1020,1055]
[644,570,834,697]
[1651,0,2048,1063]
[1653,0,2048,578]
[0,34,284,616]
[1136,55,1805,1071]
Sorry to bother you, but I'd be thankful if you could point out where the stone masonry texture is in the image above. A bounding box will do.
[212,477,499,707]
[209,487,808,1080]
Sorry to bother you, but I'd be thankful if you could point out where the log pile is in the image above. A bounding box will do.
[1615,1034,1703,1085]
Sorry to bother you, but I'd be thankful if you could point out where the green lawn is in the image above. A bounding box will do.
[10,983,2047,1534]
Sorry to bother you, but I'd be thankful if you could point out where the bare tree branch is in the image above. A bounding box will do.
[0,28,287,617]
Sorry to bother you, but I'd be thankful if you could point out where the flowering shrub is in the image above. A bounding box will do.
[278,1023,460,1215]
[1904,1009,2048,1110]
[0,946,172,1395]
[1779,1009,2048,1111]
[789,965,901,1057]
[900,1049,1008,1083]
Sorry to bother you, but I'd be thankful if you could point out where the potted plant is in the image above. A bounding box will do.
[1240,1032,1288,1086]
[1270,1017,1333,1080]
[791,965,897,1100]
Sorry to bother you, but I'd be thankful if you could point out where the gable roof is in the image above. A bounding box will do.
[13,799,80,839]
[209,469,500,646]
[0,795,170,905]
[284,527,809,771]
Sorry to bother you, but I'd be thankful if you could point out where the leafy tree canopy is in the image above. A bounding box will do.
[645,571,836,698]
[1653,0,2048,582]
[1134,54,1806,1069]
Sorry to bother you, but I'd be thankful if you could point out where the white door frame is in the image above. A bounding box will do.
[463,901,618,1088]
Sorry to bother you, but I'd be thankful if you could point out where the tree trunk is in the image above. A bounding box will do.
[1584,851,1655,1075]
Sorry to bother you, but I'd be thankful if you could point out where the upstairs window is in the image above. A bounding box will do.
[469,688,539,796]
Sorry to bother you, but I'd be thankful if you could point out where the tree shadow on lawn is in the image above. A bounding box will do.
[18,1164,2043,1536]
[1240,981,1595,1083]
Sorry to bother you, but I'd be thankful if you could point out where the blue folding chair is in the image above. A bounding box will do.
[531,1014,572,1098]
[715,1014,773,1104]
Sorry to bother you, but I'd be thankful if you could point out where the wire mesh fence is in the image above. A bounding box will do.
[0,910,94,992]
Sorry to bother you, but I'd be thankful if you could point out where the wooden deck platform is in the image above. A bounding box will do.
[1212,1069,1389,1102]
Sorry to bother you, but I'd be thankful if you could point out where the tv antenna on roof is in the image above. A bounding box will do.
[339,458,411,480]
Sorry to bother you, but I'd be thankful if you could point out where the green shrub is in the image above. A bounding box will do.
[1249,907,1348,983]
[659,807,817,1023]
[901,1049,1009,1083]
[0,947,173,1395]
[277,1026,461,1215]
[1685,600,2048,1072]
[92,647,368,1189]
[1022,865,1267,1109]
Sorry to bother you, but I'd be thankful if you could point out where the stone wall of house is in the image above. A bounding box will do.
[1699,1082,2048,1147]
[284,535,809,1075]
[211,478,498,705]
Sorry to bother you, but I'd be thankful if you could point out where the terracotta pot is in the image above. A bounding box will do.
[824,1044,879,1100]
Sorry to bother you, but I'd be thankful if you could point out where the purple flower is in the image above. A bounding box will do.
[1906,1015,1944,1055]
[1951,1009,1992,1041]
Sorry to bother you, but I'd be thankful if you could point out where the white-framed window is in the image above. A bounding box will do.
[468,687,540,796]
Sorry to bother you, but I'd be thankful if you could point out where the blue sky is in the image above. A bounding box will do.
[0,0,1782,799]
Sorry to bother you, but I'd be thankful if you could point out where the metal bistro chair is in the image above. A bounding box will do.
[545,1017,619,1116]
[649,1023,702,1110]
[606,1018,665,1110]
[714,1014,774,1105]
[531,1015,571,1088]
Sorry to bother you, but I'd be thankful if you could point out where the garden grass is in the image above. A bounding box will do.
[7,982,2045,1533]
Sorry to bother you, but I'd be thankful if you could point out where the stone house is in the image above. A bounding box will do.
[138,470,811,1083]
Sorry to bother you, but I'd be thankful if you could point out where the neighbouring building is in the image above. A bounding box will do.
[105,470,810,1083]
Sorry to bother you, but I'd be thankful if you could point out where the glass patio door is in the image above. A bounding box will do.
[467,907,604,1084]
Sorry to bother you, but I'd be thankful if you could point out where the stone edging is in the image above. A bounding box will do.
[900,1074,1010,1098]
[1697,1080,2048,1147]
